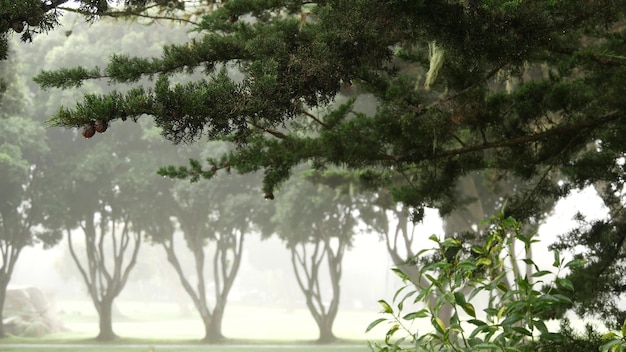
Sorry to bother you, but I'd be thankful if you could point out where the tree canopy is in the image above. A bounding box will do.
[33,0,626,327]
[35,0,626,214]
[0,0,216,60]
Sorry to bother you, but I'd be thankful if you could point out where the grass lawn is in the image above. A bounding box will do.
[49,300,388,341]
[0,347,371,352]
[0,300,383,351]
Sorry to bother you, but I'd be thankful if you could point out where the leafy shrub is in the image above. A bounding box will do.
[367,210,584,351]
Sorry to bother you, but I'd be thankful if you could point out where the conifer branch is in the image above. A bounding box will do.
[44,0,71,11]
[412,63,508,115]
[552,48,626,67]
[409,110,622,162]
[58,6,201,26]
[452,134,466,147]
[248,121,286,139]
[302,110,330,129]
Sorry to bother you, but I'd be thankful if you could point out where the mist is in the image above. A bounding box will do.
[0,3,619,349]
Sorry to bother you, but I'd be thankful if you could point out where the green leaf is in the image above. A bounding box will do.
[555,277,574,291]
[391,268,410,282]
[522,258,540,271]
[392,285,407,303]
[531,270,553,278]
[402,309,429,320]
[468,319,487,326]
[424,273,438,284]
[365,318,387,333]
[512,326,532,336]
[565,258,586,269]
[432,316,446,334]
[471,343,499,350]
[553,250,561,268]
[443,291,455,305]
[472,245,486,255]
[461,303,477,318]
[470,324,495,340]
[603,332,620,340]
[600,339,623,352]
[457,261,478,271]
[497,281,509,293]
[484,307,499,316]
[453,291,467,305]
[500,313,522,327]
[385,324,399,344]
[378,300,393,314]
[533,318,549,335]
[621,319,626,337]
[414,284,432,302]
[477,257,492,266]
[549,293,573,304]
[442,237,461,248]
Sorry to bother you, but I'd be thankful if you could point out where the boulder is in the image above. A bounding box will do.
[3,287,66,337]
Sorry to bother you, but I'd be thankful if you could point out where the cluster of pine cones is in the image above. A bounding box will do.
[82,120,108,138]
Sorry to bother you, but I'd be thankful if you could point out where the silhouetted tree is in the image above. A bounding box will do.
[0,52,59,338]
[269,169,362,343]
[145,145,268,342]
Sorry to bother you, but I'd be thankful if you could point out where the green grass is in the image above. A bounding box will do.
[0,300,381,351]
[49,300,387,341]
[0,348,370,352]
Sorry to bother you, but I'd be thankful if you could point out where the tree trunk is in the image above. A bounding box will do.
[96,299,117,341]
[201,310,224,343]
[316,316,337,343]
[0,279,7,339]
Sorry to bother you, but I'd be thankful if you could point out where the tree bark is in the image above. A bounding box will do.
[68,213,140,342]
[0,277,7,338]
[201,306,224,343]
[95,298,117,341]
[290,237,344,344]
[317,317,336,343]
[162,229,243,344]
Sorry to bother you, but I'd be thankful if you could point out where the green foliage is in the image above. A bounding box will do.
[27,0,626,330]
[0,0,213,60]
[599,319,626,352]
[535,319,604,352]
[32,0,626,219]
[367,211,584,352]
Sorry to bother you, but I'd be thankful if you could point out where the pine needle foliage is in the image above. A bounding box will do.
[27,0,626,329]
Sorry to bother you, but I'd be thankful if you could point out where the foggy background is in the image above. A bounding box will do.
[8,190,606,340]
[2,10,613,342]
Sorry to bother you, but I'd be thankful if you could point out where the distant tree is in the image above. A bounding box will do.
[269,169,362,343]
[0,52,59,338]
[38,120,177,341]
[145,148,269,342]
[9,9,205,340]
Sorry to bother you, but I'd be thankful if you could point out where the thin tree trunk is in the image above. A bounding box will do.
[0,236,22,339]
[0,278,7,338]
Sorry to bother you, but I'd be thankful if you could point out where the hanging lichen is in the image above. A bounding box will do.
[424,41,445,91]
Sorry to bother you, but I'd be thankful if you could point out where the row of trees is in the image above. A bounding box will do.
[0,9,354,342]
[1,12,433,343]
[4,0,626,347]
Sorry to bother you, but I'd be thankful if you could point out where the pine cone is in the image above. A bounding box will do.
[11,21,24,33]
[82,122,96,139]
[95,120,108,133]
[264,193,274,200]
